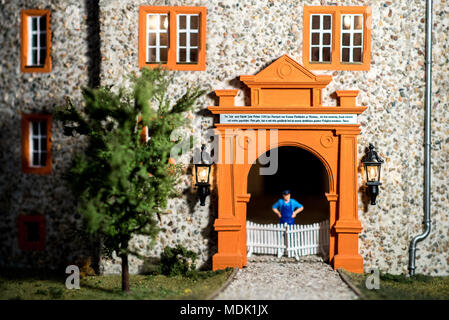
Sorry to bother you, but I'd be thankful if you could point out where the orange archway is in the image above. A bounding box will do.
[208,55,366,273]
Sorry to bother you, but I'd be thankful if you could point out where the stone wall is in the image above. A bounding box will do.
[1,0,448,275]
[0,0,99,270]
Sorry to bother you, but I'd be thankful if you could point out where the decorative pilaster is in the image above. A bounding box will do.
[333,129,363,273]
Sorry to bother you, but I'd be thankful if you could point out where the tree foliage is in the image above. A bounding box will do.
[56,68,205,262]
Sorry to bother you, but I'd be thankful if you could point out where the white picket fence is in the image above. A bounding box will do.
[246,220,329,260]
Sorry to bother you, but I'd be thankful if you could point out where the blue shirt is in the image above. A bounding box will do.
[272,199,303,225]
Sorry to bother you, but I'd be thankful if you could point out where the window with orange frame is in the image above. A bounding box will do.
[139,6,206,71]
[303,6,372,71]
[21,9,51,73]
[21,114,52,174]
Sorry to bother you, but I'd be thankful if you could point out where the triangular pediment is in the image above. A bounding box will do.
[240,54,331,85]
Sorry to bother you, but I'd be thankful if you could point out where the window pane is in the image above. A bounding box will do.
[342,33,350,46]
[354,16,363,30]
[33,138,39,151]
[179,15,186,29]
[39,33,46,47]
[160,47,168,63]
[40,152,47,166]
[39,49,46,65]
[190,15,199,29]
[179,48,186,62]
[311,47,319,62]
[323,33,331,45]
[160,32,168,46]
[311,16,320,29]
[323,16,331,30]
[32,34,38,47]
[179,32,186,46]
[353,33,362,46]
[190,32,198,46]
[40,121,46,134]
[39,16,46,30]
[353,48,362,62]
[342,15,351,30]
[41,137,47,151]
[32,152,40,166]
[31,17,37,30]
[32,50,38,65]
[32,122,39,135]
[148,48,156,62]
[148,33,156,45]
[311,33,319,45]
[160,15,168,30]
[190,49,198,63]
[322,47,331,62]
[25,222,40,242]
[148,15,158,30]
[342,48,350,62]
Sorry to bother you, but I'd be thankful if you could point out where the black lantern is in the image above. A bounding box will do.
[362,143,384,205]
[195,144,211,206]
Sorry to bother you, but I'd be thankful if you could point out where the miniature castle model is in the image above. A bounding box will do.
[1,0,448,276]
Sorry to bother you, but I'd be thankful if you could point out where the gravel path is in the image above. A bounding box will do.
[215,255,358,300]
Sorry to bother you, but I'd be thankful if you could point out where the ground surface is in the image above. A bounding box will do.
[342,270,449,300]
[0,269,232,300]
[215,255,358,300]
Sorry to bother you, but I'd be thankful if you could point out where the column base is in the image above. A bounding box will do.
[212,253,243,271]
[333,254,364,274]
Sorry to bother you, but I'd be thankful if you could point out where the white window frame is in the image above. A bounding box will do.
[146,14,168,63]
[29,121,47,167]
[309,14,332,63]
[340,14,364,63]
[27,16,46,66]
[177,14,199,64]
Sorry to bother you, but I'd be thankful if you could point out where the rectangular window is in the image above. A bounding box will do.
[177,14,199,64]
[139,6,206,71]
[21,9,51,72]
[310,14,332,63]
[146,14,169,63]
[30,120,47,167]
[21,114,52,174]
[341,15,364,63]
[303,6,371,71]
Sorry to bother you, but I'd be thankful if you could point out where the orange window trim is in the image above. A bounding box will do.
[139,6,206,71]
[21,9,52,73]
[18,215,46,251]
[21,114,52,175]
[303,6,372,71]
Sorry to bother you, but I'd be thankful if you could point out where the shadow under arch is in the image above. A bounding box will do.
[247,145,330,226]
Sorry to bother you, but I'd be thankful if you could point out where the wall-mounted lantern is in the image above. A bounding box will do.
[194,144,212,206]
[362,143,384,205]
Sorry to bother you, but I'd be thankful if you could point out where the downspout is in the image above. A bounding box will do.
[408,0,433,276]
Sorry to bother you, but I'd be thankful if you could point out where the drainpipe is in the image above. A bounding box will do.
[408,0,433,276]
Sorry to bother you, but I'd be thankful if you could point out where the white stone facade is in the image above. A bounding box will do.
[1,0,448,275]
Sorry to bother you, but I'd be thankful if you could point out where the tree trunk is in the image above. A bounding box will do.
[121,253,130,292]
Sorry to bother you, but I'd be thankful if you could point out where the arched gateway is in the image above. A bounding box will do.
[208,55,367,273]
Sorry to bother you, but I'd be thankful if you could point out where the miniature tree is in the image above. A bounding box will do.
[56,68,204,292]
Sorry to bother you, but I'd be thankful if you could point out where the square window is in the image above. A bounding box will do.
[303,6,371,70]
[18,215,46,251]
[139,6,206,70]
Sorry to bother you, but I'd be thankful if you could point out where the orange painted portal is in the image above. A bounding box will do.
[208,55,367,273]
